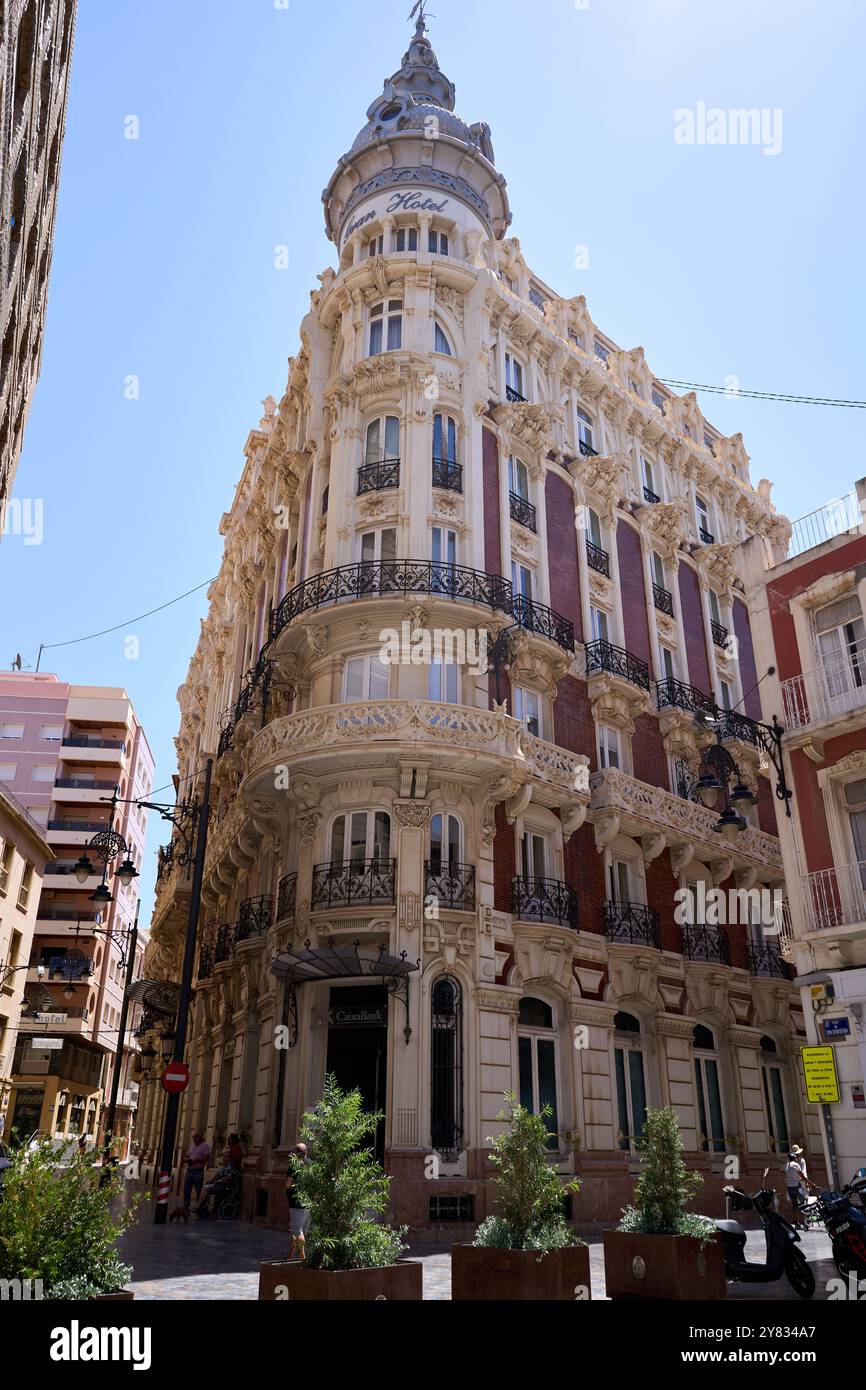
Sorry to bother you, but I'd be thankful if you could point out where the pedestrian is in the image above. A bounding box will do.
[785,1145,808,1228]
[183,1131,211,1214]
[285,1142,311,1262]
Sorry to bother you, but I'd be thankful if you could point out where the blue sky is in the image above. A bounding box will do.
[1,0,863,923]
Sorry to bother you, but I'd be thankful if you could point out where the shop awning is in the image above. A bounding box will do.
[124,979,181,1017]
[270,942,418,985]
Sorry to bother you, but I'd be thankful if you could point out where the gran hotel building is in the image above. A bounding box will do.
[135,17,826,1225]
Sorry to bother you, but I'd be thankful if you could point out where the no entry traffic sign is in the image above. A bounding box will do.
[161,1061,191,1094]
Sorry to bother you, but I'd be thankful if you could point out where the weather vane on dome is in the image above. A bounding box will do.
[408,1,434,35]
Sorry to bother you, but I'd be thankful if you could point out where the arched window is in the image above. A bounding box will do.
[693,1026,725,1153]
[431,976,463,1158]
[365,416,400,465]
[518,997,558,1149]
[434,322,452,356]
[329,811,391,866]
[505,351,525,402]
[430,813,461,873]
[433,413,457,465]
[614,1012,647,1152]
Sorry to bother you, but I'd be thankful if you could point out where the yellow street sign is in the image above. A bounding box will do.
[801,1045,841,1105]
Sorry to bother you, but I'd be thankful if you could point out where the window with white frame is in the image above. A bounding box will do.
[364,415,400,467]
[651,550,666,592]
[392,226,418,252]
[360,527,397,565]
[597,723,621,771]
[518,996,560,1150]
[719,679,733,711]
[511,561,533,602]
[695,494,713,541]
[514,686,541,738]
[366,233,384,257]
[505,351,525,400]
[429,813,461,874]
[344,654,391,703]
[814,594,866,700]
[651,388,667,415]
[608,856,634,905]
[429,655,460,704]
[329,810,392,867]
[431,526,457,567]
[590,605,610,643]
[39,724,63,741]
[576,407,595,454]
[433,413,458,465]
[520,829,547,882]
[433,322,452,356]
[594,340,610,369]
[708,589,723,629]
[31,764,56,783]
[642,457,660,502]
[693,1025,726,1154]
[508,455,530,501]
[586,506,604,549]
[428,228,449,255]
[368,299,403,355]
[844,777,866,874]
[658,644,677,682]
[0,724,23,740]
[614,1011,647,1153]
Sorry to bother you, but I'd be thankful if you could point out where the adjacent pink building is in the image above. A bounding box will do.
[0,672,153,1153]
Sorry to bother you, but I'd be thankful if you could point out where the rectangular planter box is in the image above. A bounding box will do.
[259,1261,422,1301]
[603,1230,726,1301]
[451,1243,592,1301]
[93,1291,135,1301]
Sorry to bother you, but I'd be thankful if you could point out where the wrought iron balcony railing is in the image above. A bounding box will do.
[312,858,397,910]
[718,709,762,747]
[512,875,578,929]
[36,909,102,923]
[197,940,216,981]
[62,737,125,750]
[47,820,107,833]
[604,901,661,948]
[699,526,716,546]
[653,583,674,617]
[586,540,610,578]
[506,385,527,403]
[358,458,400,495]
[270,560,513,641]
[214,923,238,966]
[578,438,598,459]
[512,595,575,653]
[425,861,476,912]
[747,941,788,979]
[656,676,715,716]
[236,895,274,943]
[432,457,463,493]
[681,924,731,965]
[55,779,117,791]
[509,491,537,532]
[277,872,297,921]
[711,620,729,649]
[585,640,650,692]
[643,486,660,505]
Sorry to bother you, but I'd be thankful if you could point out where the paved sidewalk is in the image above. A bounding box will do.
[117,1214,838,1301]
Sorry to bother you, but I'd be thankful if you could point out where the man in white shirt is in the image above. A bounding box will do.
[183,1132,211,1211]
[785,1145,808,1229]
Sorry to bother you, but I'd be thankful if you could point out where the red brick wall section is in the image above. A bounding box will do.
[645,850,681,953]
[493,804,516,914]
[482,429,502,577]
[678,562,712,695]
[563,821,605,936]
[632,712,670,791]
[546,471,584,643]
[765,532,866,683]
[791,729,866,874]
[756,778,779,836]
[732,598,763,721]
[553,675,595,768]
[616,520,652,667]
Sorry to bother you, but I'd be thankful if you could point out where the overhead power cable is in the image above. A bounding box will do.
[659,379,866,409]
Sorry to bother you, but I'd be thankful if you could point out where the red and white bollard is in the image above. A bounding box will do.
[156,1169,171,1210]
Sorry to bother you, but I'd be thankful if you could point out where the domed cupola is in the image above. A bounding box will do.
[323,5,511,251]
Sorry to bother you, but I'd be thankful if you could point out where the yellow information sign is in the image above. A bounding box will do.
[801,1045,841,1105]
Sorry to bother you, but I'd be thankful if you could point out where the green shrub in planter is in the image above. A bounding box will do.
[0,1139,137,1299]
[292,1075,407,1271]
[616,1106,715,1240]
[474,1094,583,1253]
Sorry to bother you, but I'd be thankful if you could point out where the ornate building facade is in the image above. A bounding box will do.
[135,16,824,1226]
[0,0,76,514]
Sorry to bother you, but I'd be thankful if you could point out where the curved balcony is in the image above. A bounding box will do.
[432,457,463,493]
[656,677,715,716]
[312,859,397,911]
[236,894,273,943]
[358,458,400,495]
[241,701,590,825]
[585,640,650,692]
[512,876,578,930]
[604,901,661,948]
[267,559,573,656]
[747,941,789,979]
[425,861,476,912]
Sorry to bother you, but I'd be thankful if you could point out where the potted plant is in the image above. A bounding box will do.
[603,1106,724,1300]
[0,1138,137,1300]
[259,1076,422,1301]
[452,1094,590,1300]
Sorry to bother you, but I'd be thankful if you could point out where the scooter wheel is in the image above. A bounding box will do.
[833,1250,866,1282]
[785,1249,816,1299]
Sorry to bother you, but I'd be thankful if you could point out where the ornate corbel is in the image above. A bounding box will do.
[669,842,695,875]
[593,812,621,850]
[641,832,667,865]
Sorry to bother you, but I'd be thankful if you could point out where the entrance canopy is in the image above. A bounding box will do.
[270,942,419,1043]
[125,979,181,1017]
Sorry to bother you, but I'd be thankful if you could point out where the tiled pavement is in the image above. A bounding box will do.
[117,1215,838,1301]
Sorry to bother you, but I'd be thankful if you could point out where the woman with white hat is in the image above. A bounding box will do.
[785,1145,809,1229]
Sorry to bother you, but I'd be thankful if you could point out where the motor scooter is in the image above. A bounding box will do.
[715,1170,815,1298]
[804,1168,866,1281]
